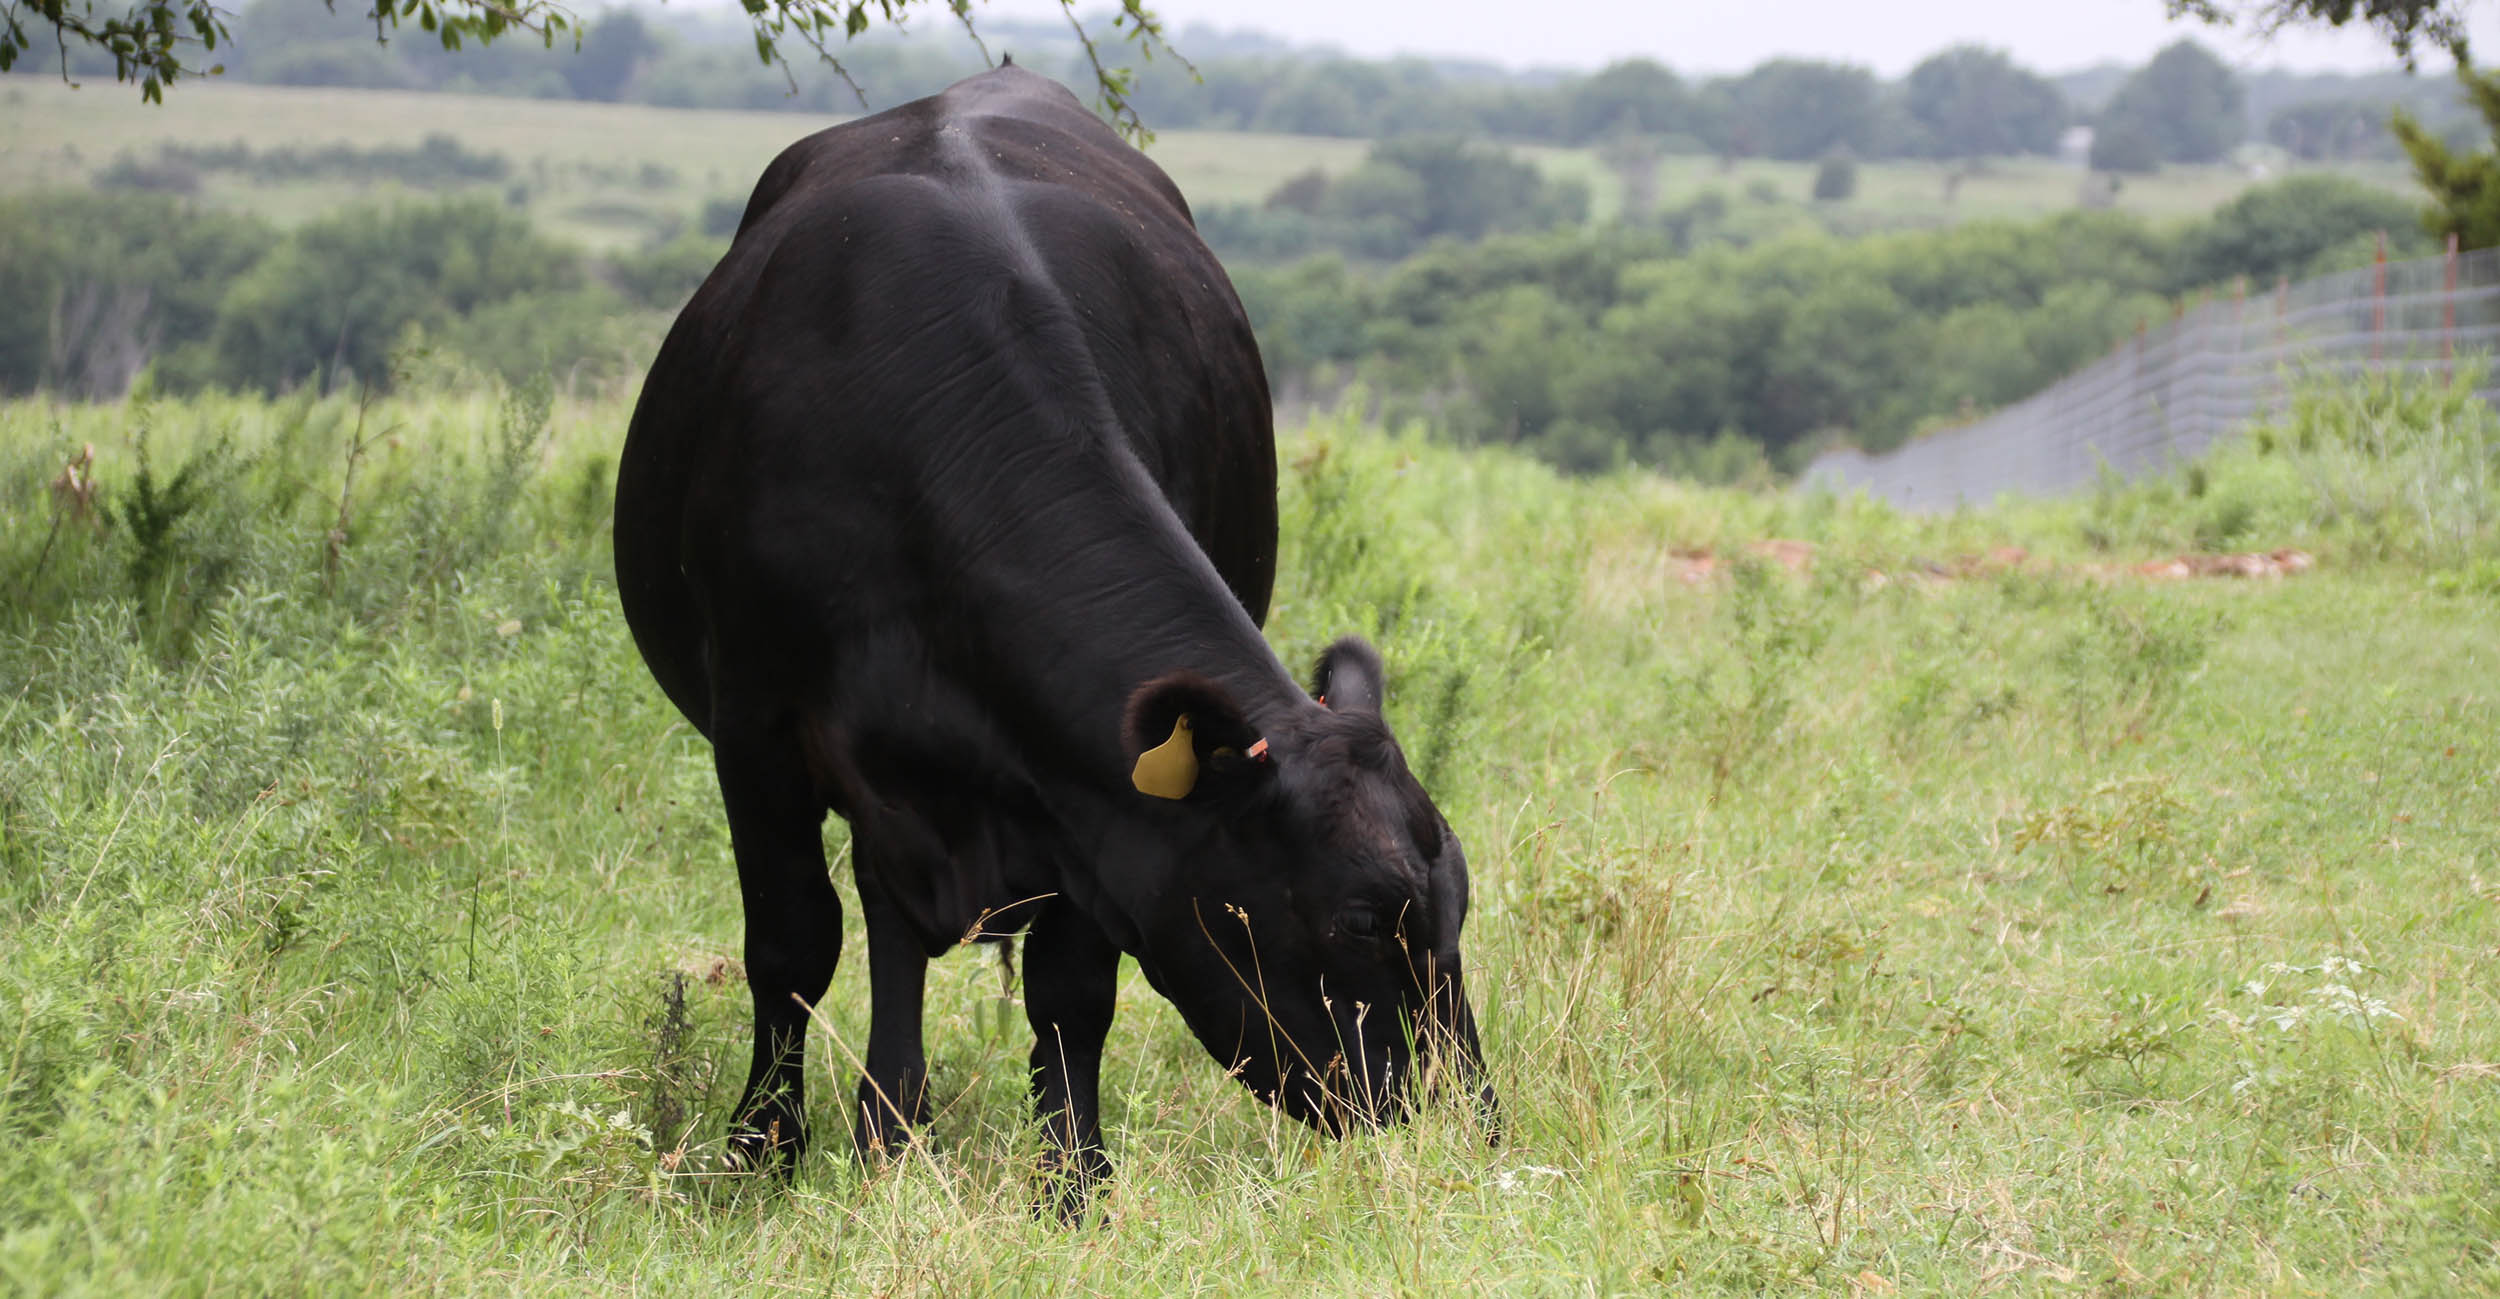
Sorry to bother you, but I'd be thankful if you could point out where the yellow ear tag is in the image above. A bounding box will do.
[1131,713,1198,800]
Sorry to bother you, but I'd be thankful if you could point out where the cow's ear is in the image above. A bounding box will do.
[1124,673,1265,800]
[1312,637,1385,716]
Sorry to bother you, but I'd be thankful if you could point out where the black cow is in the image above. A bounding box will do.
[613,65,1488,1208]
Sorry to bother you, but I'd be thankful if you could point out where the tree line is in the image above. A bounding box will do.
[27,0,2479,168]
[0,166,2425,473]
[1199,137,1594,263]
[0,192,713,400]
[1228,173,2426,476]
[15,13,2500,479]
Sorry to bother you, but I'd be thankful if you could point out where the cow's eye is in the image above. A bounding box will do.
[1338,905,1381,941]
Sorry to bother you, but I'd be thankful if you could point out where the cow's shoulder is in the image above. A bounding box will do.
[734,66,1187,240]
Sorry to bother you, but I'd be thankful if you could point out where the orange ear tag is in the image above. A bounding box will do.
[1131,714,1198,799]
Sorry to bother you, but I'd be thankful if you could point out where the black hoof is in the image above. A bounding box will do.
[852,1075,931,1160]
[723,1115,805,1177]
[1477,1085,1504,1148]
[1034,1147,1114,1225]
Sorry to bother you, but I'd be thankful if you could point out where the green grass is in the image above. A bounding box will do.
[3,76,2423,246]
[1,384,2496,1293]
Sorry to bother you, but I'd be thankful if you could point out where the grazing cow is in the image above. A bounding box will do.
[612,64,1488,1209]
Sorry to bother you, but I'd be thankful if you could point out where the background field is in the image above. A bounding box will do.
[1,77,2421,246]
[0,379,2494,1293]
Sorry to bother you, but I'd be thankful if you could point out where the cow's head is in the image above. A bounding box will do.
[1119,637,1492,1135]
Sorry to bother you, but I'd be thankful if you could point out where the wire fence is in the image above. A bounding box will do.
[1800,239,2500,510]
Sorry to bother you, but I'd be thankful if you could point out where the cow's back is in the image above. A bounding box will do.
[615,67,1274,737]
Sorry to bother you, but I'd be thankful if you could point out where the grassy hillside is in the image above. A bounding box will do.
[3,77,2422,245]
[0,78,1374,248]
[0,383,2494,1292]
[1525,145,2419,226]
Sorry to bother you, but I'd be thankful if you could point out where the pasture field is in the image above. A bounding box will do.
[1,76,2418,244]
[1,380,2497,1294]
[0,78,1376,248]
[1513,147,2419,227]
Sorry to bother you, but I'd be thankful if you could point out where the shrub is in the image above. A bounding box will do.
[699,197,746,239]
[1811,151,1858,201]
[202,198,581,393]
[149,134,509,186]
[91,153,203,196]
[440,287,667,391]
[1200,137,1588,263]
[606,235,725,312]
[2090,121,2162,174]
[0,193,279,399]
[2170,175,2425,290]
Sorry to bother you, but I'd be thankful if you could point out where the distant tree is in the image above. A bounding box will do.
[1208,142,1590,262]
[560,10,656,102]
[1264,168,1331,215]
[0,0,1171,135]
[1714,59,1886,160]
[1229,255,1374,382]
[1596,122,1666,222]
[204,199,578,392]
[607,233,727,311]
[2396,64,2500,248]
[1319,161,1430,234]
[92,151,202,195]
[1812,151,1859,201]
[1364,137,1586,241]
[2171,174,2425,285]
[2100,40,2246,164]
[699,197,746,239]
[1904,45,2068,158]
[1456,283,1577,442]
[0,193,276,398]
[1564,59,1691,143]
[2167,0,2472,68]
[1252,62,1379,137]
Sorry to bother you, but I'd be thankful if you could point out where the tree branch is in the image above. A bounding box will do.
[2165,0,2475,69]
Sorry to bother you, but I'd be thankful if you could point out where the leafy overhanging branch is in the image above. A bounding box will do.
[2164,0,2475,70]
[2394,63,2500,246]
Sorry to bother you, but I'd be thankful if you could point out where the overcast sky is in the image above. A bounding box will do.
[947,0,2498,75]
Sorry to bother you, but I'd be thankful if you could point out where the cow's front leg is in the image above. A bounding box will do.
[1023,899,1120,1221]
[713,708,842,1173]
[852,861,932,1157]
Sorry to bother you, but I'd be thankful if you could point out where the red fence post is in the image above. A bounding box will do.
[2372,230,2388,365]
[2443,230,2460,380]
[2232,276,2248,426]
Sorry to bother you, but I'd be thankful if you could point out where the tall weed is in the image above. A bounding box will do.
[2269,367,2499,564]
[2087,367,2500,571]
[117,419,246,654]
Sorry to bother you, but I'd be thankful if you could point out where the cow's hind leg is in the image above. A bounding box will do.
[713,709,842,1172]
[852,858,932,1156]
[1023,898,1120,1221]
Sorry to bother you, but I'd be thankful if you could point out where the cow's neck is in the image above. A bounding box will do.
[935,442,1302,783]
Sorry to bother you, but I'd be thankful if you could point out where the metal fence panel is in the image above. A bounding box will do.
[1800,242,2500,510]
